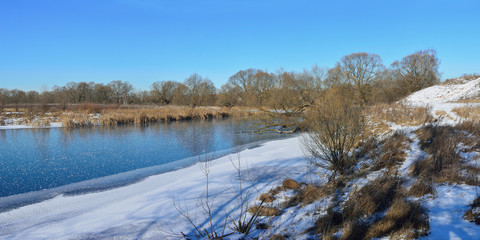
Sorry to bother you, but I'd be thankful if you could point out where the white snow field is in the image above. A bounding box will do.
[403,77,480,123]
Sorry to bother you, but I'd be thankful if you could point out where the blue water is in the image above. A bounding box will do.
[0,119,282,198]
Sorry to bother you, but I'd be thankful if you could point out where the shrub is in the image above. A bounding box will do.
[303,88,364,181]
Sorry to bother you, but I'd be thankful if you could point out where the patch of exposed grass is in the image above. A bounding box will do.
[374,131,410,172]
[452,106,480,120]
[282,179,301,190]
[343,176,400,219]
[366,198,429,239]
[258,193,275,203]
[464,196,480,225]
[247,206,281,216]
[286,184,329,207]
[408,180,435,197]
[365,103,432,128]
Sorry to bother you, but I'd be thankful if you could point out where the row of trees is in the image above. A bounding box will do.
[0,49,440,110]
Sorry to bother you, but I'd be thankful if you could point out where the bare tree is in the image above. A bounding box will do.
[339,52,384,105]
[392,49,440,95]
[93,83,112,104]
[108,80,133,105]
[251,70,276,106]
[324,65,347,89]
[150,81,180,105]
[184,73,215,107]
[217,83,241,108]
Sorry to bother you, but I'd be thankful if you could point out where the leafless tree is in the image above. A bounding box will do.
[151,81,180,105]
[339,52,384,105]
[108,80,133,105]
[217,83,241,108]
[184,73,216,107]
[392,49,440,95]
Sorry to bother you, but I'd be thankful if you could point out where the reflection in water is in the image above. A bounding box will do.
[0,119,282,197]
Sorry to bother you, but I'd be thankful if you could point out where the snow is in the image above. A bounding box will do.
[403,77,480,123]
[0,136,309,239]
[425,185,480,240]
[404,78,480,105]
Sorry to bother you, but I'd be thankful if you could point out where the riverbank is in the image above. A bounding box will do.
[0,136,306,239]
[0,106,258,129]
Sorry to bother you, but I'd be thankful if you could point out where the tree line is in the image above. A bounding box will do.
[0,49,440,110]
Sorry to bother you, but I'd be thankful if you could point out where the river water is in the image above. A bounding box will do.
[0,119,284,199]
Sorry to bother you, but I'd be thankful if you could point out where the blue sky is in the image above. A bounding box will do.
[0,0,479,91]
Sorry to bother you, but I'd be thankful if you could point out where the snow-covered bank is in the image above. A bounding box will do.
[0,136,309,239]
[403,77,480,123]
[0,122,62,130]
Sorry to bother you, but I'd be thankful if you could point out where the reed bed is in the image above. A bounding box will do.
[59,106,258,127]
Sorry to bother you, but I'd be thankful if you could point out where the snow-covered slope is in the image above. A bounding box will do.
[404,77,480,105]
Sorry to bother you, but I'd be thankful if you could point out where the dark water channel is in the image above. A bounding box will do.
[0,119,284,199]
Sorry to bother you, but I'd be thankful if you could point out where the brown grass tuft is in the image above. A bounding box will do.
[286,184,328,207]
[258,193,275,203]
[268,234,287,240]
[374,131,410,172]
[247,206,281,216]
[269,186,285,196]
[316,209,344,237]
[464,196,480,225]
[343,176,399,220]
[340,220,369,240]
[366,198,429,239]
[408,180,435,197]
[412,124,469,184]
[282,179,300,190]
[452,106,480,120]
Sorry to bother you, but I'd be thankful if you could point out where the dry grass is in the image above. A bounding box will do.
[316,209,344,238]
[442,74,480,85]
[374,131,410,172]
[258,193,275,203]
[452,106,480,120]
[247,206,281,216]
[340,220,369,240]
[364,103,432,136]
[1,106,259,128]
[268,234,287,240]
[282,179,300,190]
[286,184,329,207]
[269,186,285,196]
[463,196,480,225]
[408,180,435,197]
[343,176,400,219]
[411,124,480,185]
[366,198,429,239]
[365,103,432,126]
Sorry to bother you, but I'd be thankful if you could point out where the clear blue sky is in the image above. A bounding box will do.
[1,0,479,91]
